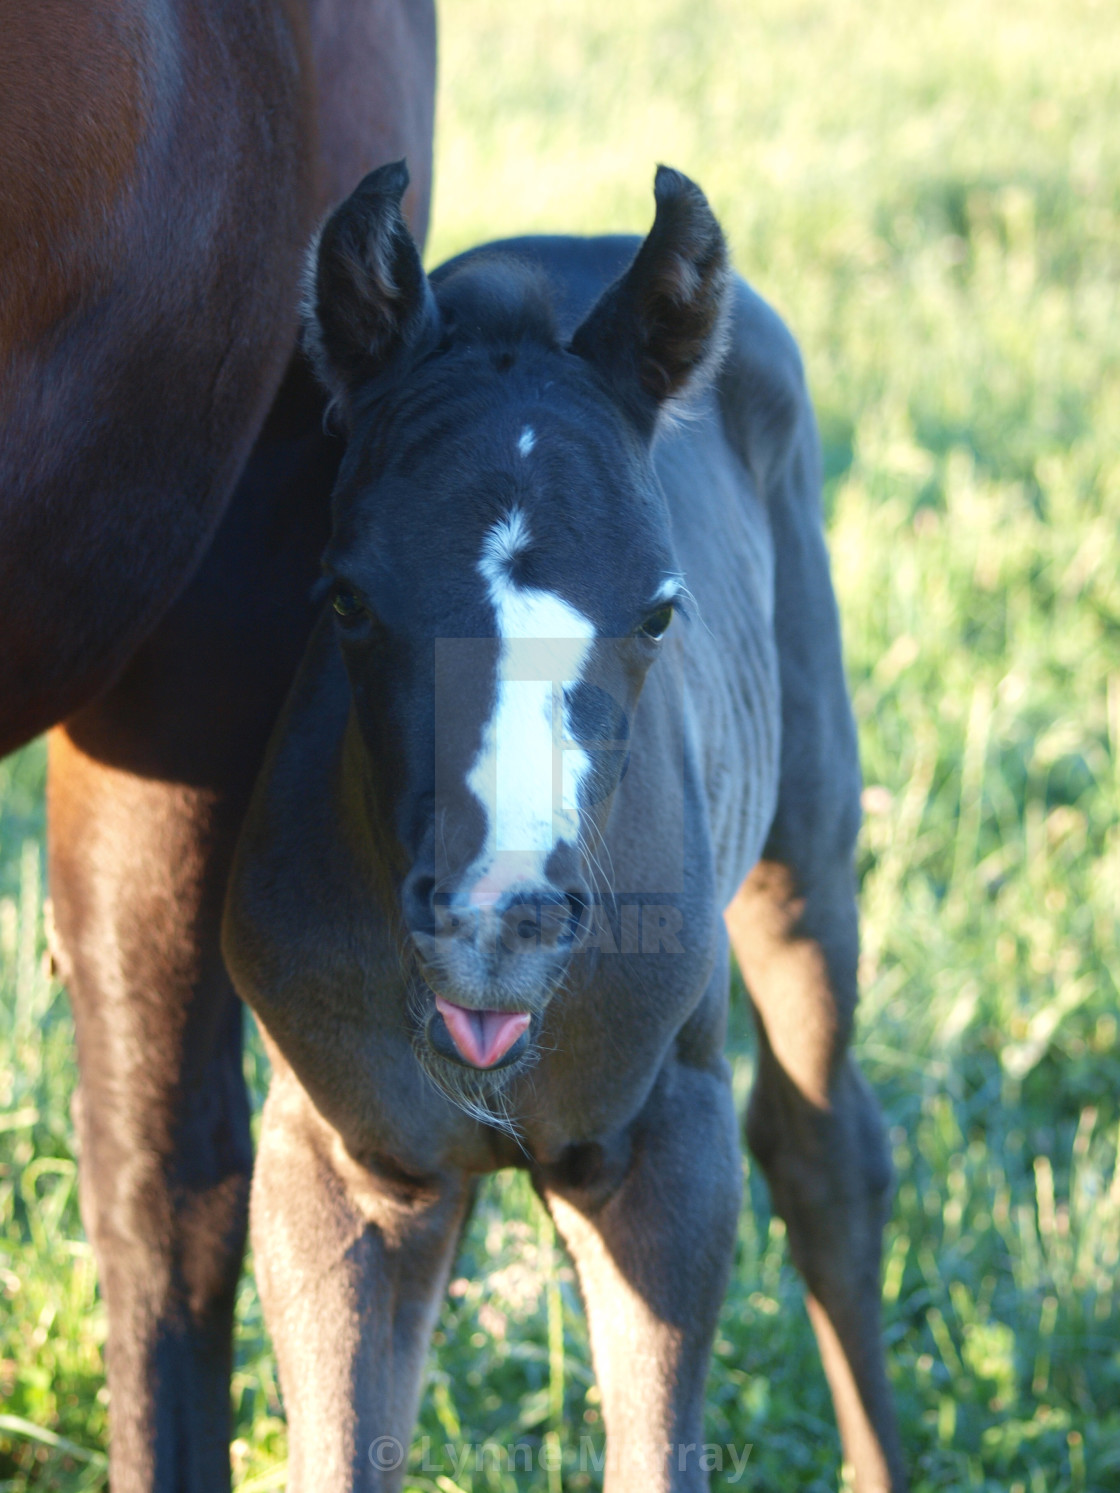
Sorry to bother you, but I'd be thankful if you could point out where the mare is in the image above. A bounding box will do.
[223,161,908,1491]
[2,5,435,1487]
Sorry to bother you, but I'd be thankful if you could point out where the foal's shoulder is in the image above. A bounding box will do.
[716,276,819,501]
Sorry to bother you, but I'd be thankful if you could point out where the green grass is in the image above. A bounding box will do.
[3,0,1120,1487]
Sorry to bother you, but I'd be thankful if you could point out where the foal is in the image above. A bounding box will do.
[224,161,906,1491]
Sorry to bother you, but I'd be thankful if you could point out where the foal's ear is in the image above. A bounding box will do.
[570,166,731,434]
[302,159,438,418]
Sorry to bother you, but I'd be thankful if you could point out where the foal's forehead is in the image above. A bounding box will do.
[330,353,671,623]
[460,405,661,593]
[385,382,639,527]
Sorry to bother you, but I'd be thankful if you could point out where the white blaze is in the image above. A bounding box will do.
[466,511,594,901]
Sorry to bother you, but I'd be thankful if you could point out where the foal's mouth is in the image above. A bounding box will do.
[408,931,560,1073]
[429,995,532,1070]
[406,961,545,1134]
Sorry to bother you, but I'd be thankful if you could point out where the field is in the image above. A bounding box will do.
[2,0,1119,1488]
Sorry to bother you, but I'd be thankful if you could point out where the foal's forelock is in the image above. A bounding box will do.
[456,506,596,906]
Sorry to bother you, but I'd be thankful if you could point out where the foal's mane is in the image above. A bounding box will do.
[428,252,561,354]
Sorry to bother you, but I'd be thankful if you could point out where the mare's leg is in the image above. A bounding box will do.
[721,300,905,1488]
[538,1041,741,1493]
[47,364,336,1492]
[251,1063,470,1491]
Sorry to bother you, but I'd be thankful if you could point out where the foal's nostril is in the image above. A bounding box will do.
[531,888,589,950]
[402,871,437,935]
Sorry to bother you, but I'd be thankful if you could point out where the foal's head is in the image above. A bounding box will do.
[303,160,730,1104]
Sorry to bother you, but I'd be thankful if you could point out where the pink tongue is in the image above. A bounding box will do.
[435,996,531,1068]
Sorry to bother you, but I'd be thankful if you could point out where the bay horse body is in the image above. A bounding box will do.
[0,4,436,1486]
[223,164,907,1491]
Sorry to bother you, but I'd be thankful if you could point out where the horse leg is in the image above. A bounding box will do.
[726,860,904,1491]
[49,745,252,1490]
[538,1048,741,1493]
[251,1063,471,1491]
[46,362,336,1491]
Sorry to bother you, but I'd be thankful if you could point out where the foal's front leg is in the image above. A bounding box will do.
[251,1064,470,1492]
[538,1050,740,1493]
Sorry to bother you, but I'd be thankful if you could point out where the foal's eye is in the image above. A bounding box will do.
[332,585,367,623]
[640,604,674,640]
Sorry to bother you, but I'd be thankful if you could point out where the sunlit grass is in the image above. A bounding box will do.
[3,0,1119,1487]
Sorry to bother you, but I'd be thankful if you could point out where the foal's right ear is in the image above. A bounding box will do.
[302,160,438,420]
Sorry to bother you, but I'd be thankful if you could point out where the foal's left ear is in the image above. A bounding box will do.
[570,166,731,435]
[302,159,438,420]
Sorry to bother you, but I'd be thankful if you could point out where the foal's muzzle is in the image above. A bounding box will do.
[405,870,588,1069]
